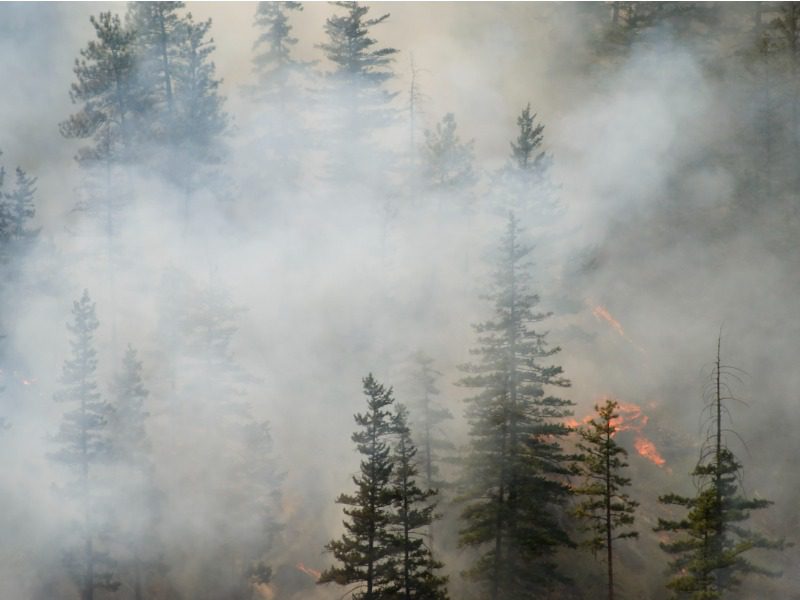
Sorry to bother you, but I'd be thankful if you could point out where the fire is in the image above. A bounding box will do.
[634,436,666,467]
[573,397,667,468]
[296,562,321,581]
[587,301,646,355]
[592,305,626,338]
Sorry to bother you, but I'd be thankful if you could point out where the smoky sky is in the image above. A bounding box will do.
[1,2,799,599]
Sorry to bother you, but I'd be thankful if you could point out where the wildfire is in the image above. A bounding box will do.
[571,397,667,468]
[587,301,646,355]
[296,562,321,581]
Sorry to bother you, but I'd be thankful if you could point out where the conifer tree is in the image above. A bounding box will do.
[51,290,118,600]
[572,398,638,600]
[172,12,228,202]
[492,104,556,218]
[0,160,39,268]
[251,1,307,109]
[60,12,147,166]
[317,1,398,180]
[250,1,313,186]
[458,213,574,600]
[125,1,184,134]
[422,113,477,199]
[318,1,398,129]
[388,404,449,600]
[655,337,784,599]
[319,374,398,599]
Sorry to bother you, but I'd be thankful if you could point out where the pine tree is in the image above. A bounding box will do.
[492,104,556,219]
[109,344,164,600]
[319,374,398,599]
[251,1,307,108]
[317,1,398,180]
[0,160,39,268]
[572,398,638,600]
[51,290,118,600]
[655,337,785,599]
[171,11,228,203]
[60,12,147,166]
[421,113,477,198]
[388,404,449,600]
[125,1,185,135]
[458,213,574,600]
[250,1,313,186]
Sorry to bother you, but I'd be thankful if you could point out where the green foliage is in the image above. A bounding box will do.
[655,339,785,599]
[319,374,398,599]
[388,404,449,600]
[60,12,147,165]
[572,398,638,600]
[458,213,574,600]
[318,1,398,139]
[492,104,556,218]
[252,1,307,97]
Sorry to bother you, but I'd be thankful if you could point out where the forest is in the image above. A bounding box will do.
[1,1,800,599]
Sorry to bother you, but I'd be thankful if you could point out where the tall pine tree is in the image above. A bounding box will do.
[388,404,449,600]
[572,398,638,600]
[458,213,574,600]
[51,290,118,600]
[319,374,398,599]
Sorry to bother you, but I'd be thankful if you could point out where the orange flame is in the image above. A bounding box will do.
[575,397,666,468]
[592,305,626,338]
[296,562,321,581]
[634,436,666,467]
[587,301,646,355]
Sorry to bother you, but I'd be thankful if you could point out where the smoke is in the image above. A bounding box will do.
[0,2,799,599]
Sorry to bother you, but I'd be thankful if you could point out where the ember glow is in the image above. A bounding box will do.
[296,562,321,581]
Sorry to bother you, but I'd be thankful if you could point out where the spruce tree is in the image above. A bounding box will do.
[492,104,555,218]
[572,398,638,600]
[250,1,312,186]
[251,1,307,108]
[655,337,784,599]
[458,213,574,600]
[319,374,398,599]
[317,1,398,180]
[388,404,449,600]
[51,290,118,600]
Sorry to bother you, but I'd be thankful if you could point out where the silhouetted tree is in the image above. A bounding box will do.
[656,337,785,599]
[458,213,574,600]
[388,404,449,600]
[319,374,398,599]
